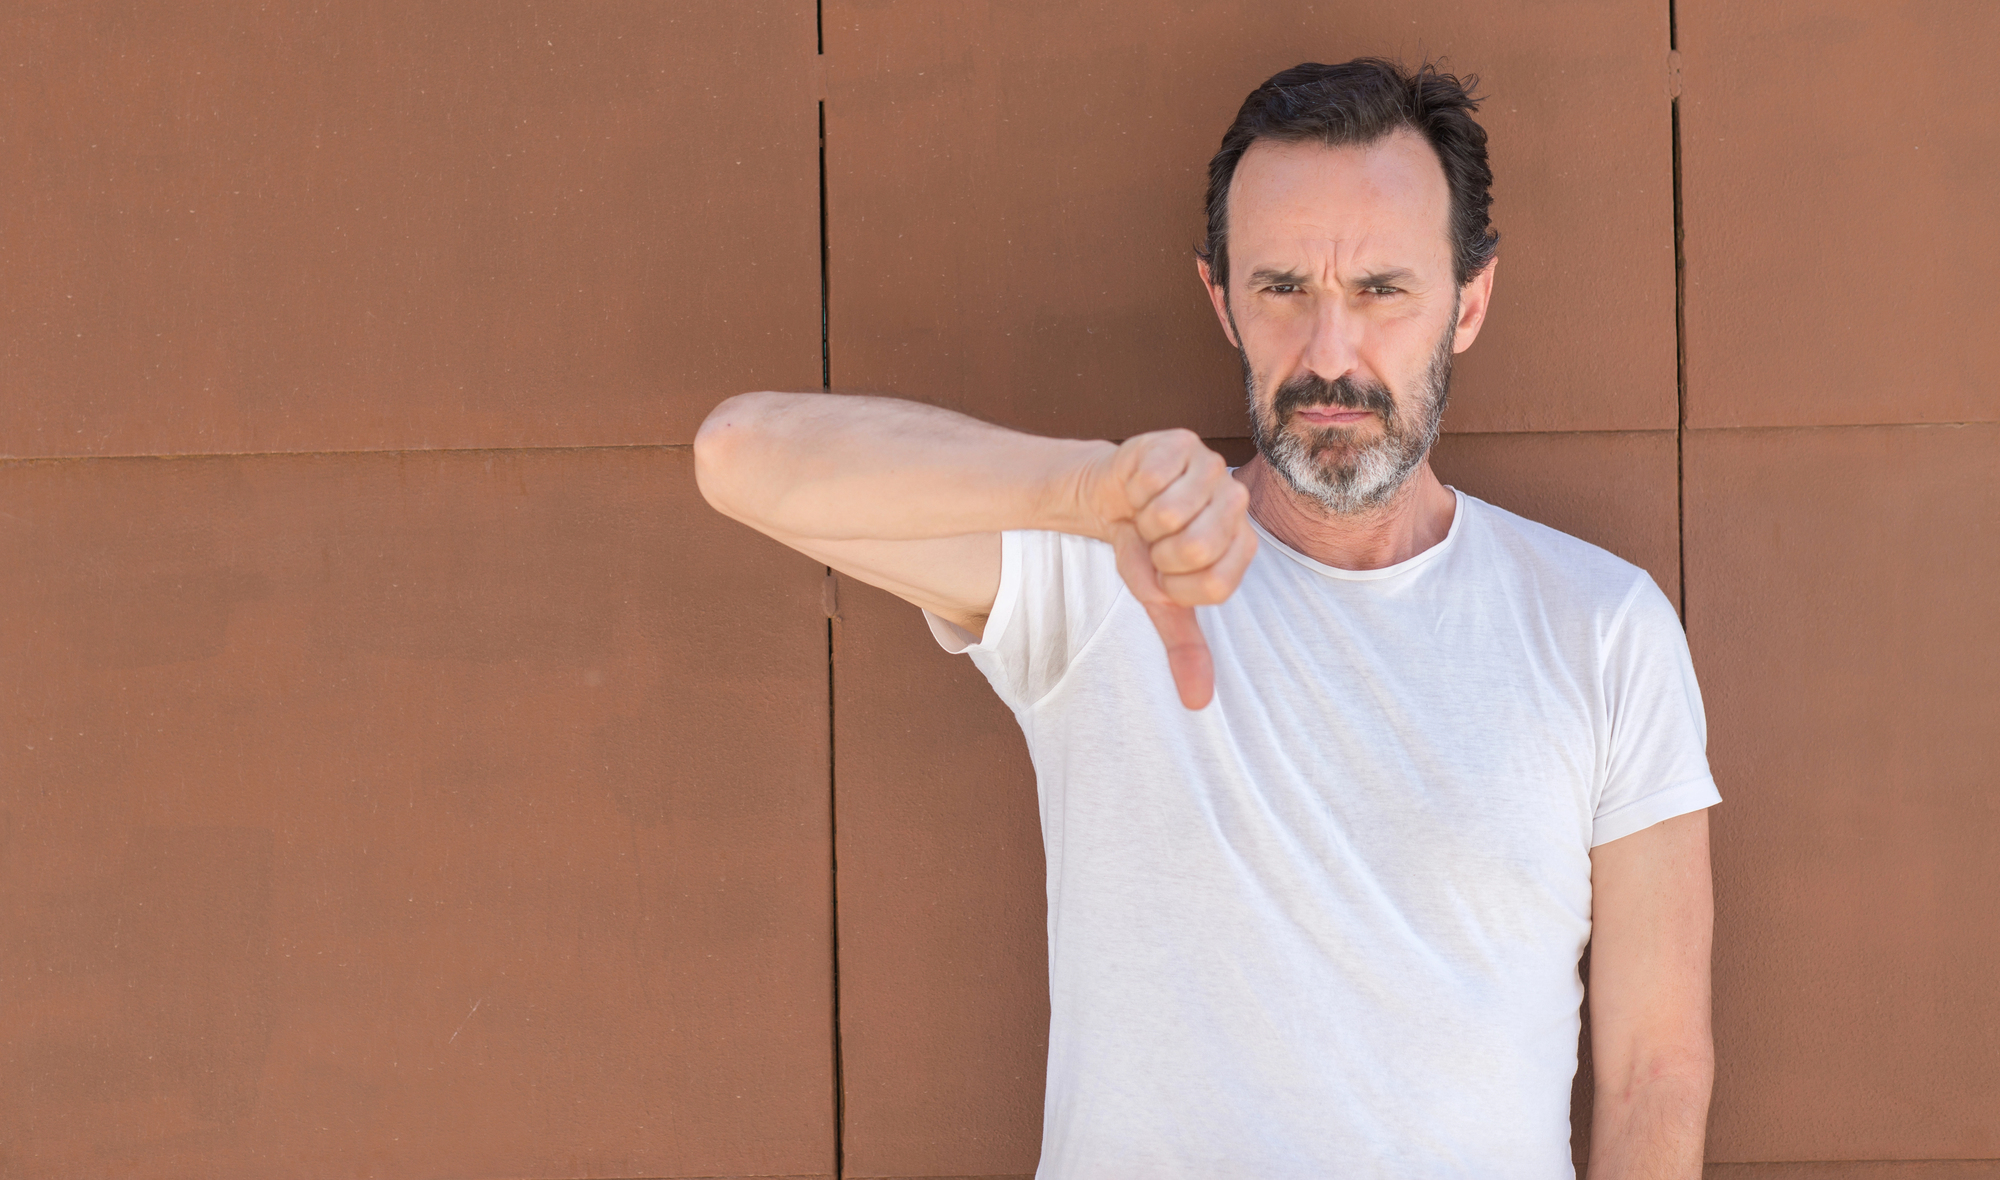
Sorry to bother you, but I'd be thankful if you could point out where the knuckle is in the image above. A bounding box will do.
[1158,536,1221,576]
[1138,505,1184,540]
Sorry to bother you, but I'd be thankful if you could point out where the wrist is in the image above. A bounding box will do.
[1030,437,1121,541]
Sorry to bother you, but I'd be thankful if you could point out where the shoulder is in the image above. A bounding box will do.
[1452,491,1663,619]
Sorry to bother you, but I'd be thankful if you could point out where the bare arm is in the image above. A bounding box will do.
[695,391,1107,628]
[694,392,1256,707]
[1585,808,1716,1179]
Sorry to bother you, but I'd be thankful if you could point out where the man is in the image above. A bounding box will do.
[697,59,1717,1179]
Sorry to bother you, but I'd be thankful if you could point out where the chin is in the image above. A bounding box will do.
[1260,428,1421,514]
[1295,425,1377,462]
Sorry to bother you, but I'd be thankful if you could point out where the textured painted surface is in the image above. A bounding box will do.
[4,1,1994,1175]
[833,576,1047,1179]
[1688,425,2000,1161]
[0,1,822,458]
[822,0,1676,441]
[0,448,835,1178]
[1678,3,2000,428]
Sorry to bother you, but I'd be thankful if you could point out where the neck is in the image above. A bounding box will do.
[1236,454,1458,570]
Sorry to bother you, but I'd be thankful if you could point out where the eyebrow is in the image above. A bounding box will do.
[1245,267,1418,289]
[1247,268,1310,288]
[1355,268,1416,288]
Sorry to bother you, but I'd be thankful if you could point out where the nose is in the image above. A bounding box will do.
[1300,292,1362,384]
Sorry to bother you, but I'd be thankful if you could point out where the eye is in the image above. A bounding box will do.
[1264,283,1301,296]
[1363,285,1401,297]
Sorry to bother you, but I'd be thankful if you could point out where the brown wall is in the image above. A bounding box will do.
[2,3,1993,1178]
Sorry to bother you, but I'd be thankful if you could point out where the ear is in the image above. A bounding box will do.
[1451,255,1497,354]
[1197,257,1240,349]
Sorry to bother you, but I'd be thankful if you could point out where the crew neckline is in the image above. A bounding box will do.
[1245,485,1468,581]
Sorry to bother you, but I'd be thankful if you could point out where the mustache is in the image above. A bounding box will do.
[1270,370,1396,425]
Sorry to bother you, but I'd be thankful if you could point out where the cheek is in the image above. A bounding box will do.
[1375,313,1453,375]
[1236,305,1310,366]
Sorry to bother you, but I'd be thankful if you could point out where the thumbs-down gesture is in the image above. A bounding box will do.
[1084,429,1258,710]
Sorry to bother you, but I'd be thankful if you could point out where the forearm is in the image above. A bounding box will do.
[694,391,1114,542]
[1586,1067,1712,1179]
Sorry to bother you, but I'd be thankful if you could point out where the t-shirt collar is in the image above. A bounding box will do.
[1243,485,1467,582]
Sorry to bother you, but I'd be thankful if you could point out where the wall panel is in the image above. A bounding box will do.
[823,0,1677,442]
[1687,424,2000,1161]
[0,1,822,458]
[1679,2,2000,428]
[832,577,1046,1179]
[0,447,836,1178]
[825,9,1685,1158]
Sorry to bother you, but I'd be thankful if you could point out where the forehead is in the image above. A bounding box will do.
[1227,130,1452,274]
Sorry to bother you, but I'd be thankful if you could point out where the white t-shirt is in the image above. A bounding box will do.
[925,487,1720,1179]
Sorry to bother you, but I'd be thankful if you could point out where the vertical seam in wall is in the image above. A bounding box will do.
[818,16,845,1171]
[827,609,844,1179]
[821,97,833,392]
[1669,0,1688,627]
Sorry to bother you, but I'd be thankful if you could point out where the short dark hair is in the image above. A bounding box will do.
[1197,58,1499,291]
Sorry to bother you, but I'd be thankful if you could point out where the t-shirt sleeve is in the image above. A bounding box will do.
[1592,577,1723,847]
[922,529,1127,711]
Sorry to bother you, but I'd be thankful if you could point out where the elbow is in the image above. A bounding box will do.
[693,392,774,518]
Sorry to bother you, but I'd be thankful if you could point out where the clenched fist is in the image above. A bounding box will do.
[1080,429,1258,710]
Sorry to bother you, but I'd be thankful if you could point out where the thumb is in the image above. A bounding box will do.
[1111,521,1216,710]
[1142,600,1215,711]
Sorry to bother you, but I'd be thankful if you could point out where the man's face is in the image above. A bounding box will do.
[1201,131,1492,514]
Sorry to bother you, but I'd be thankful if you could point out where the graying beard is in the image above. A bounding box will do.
[1246,319,1456,516]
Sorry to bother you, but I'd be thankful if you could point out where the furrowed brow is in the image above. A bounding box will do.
[1355,268,1416,288]
[1247,267,1311,288]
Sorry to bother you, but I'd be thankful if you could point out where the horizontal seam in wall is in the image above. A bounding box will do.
[1437,427,1679,437]
[1680,420,1989,434]
[1442,422,1992,436]
[9,418,1989,467]
[1706,1160,2000,1166]
[0,441,695,466]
